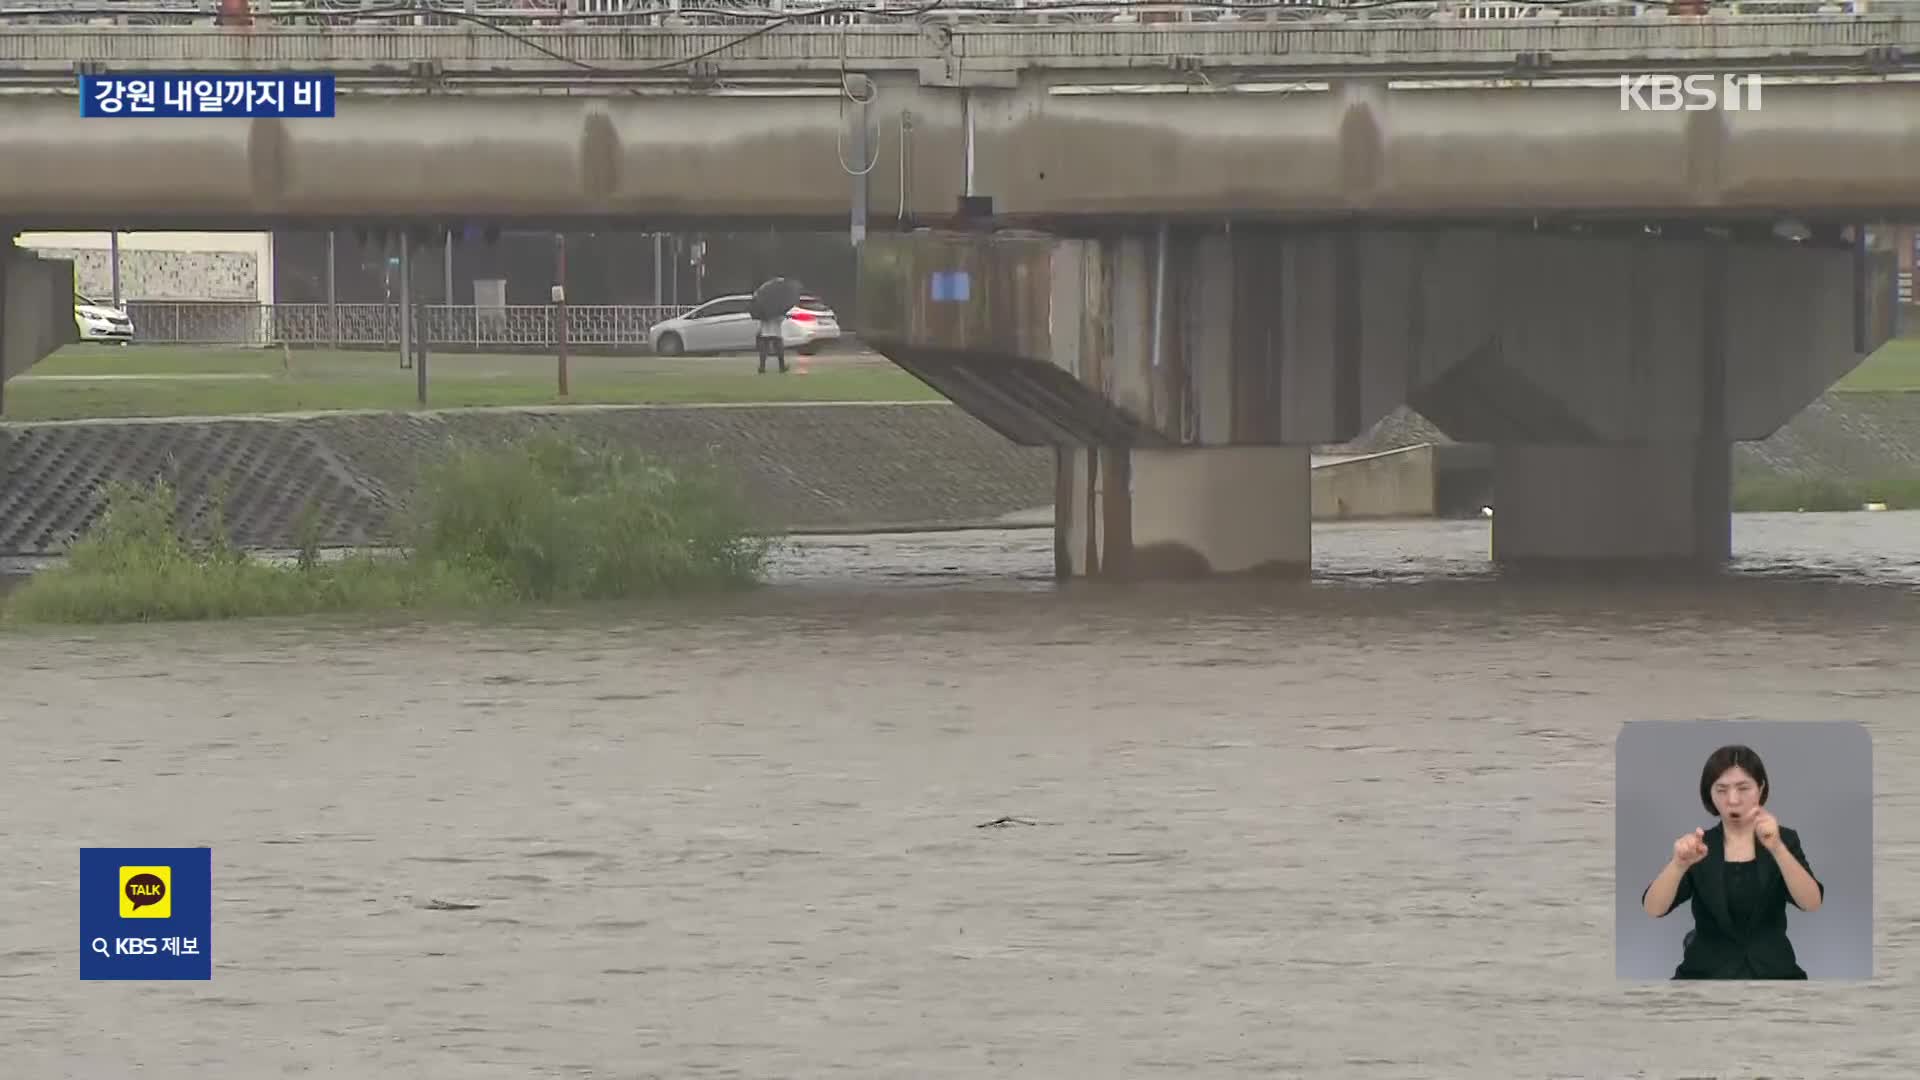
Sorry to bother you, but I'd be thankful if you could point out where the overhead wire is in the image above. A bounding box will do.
[835,23,881,177]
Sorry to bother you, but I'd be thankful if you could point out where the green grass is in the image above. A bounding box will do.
[30,345,295,377]
[1731,470,1920,512]
[9,337,1915,422]
[3,432,777,625]
[3,344,942,421]
[1834,338,1920,392]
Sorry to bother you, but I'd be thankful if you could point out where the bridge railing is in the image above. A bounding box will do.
[0,0,1887,26]
[121,300,695,350]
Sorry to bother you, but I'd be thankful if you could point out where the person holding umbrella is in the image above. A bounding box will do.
[751,277,802,375]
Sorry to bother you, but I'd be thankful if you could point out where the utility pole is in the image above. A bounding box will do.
[553,232,569,398]
[397,231,412,370]
[325,230,337,346]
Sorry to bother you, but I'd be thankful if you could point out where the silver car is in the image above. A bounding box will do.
[75,295,135,342]
[648,293,841,357]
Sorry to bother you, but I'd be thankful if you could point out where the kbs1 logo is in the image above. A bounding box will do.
[1618,73,1765,112]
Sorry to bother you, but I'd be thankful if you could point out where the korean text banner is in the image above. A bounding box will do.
[79,74,335,118]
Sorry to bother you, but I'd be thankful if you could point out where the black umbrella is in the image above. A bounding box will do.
[750,277,804,322]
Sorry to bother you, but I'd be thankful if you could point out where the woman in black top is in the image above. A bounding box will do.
[1641,744,1826,979]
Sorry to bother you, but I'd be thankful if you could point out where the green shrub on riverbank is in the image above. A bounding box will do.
[405,433,773,601]
[1731,472,1920,513]
[3,434,774,624]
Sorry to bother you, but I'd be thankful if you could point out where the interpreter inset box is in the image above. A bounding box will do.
[1615,721,1871,980]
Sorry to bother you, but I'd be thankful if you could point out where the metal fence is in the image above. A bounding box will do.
[123,300,691,349]
[126,281,1917,349]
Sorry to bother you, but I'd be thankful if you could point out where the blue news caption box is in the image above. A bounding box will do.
[79,73,335,118]
[79,847,212,981]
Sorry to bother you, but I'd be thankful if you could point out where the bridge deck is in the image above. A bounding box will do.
[5,74,1920,226]
[6,19,1920,224]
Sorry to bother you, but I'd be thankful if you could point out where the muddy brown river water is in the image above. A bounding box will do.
[3,513,1919,1078]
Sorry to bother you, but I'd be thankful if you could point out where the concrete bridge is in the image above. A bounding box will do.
[0,17,1911,577]
[2,20,1920,226]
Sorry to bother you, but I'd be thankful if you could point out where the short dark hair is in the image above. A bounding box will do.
[1699,744,1770,816]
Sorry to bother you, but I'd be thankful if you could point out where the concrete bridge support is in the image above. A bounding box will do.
[1490,443,1731,568]
[860,226,1426,580]
[1,239,80,411]
[1404,230,1892,569]
[1054,445,1311,580]
[860,224,1893,578]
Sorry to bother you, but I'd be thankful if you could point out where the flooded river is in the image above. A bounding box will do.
[3,512,1919,1078]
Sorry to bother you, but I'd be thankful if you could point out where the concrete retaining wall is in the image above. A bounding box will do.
[0,402,1055,556]
[1311,445,1438,520]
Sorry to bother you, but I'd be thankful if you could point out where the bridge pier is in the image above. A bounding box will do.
[1403,229,1891,571]
[860,225,1421,579]
[1054,445,1310,581]
[1490,443,1732,570]
[862,223,1894,579]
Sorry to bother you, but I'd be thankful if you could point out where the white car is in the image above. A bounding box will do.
[648,293,841,357]
[75,295,134,343]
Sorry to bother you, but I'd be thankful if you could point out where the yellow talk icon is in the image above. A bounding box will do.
[119,865,171,919]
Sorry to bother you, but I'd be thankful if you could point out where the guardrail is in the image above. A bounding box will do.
[0,0,1886,27]
[122,300,694,349]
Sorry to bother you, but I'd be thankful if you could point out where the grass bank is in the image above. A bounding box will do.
[3,344,941,421]
[1833,338,1920,392]
[2,433,776,624]
[8,337,1916,422]
[1731,470,1920,513]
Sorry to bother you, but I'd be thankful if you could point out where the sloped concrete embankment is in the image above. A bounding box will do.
[0,403,1057,557]
[1326,391,1920,503]
[3,393,1915,558]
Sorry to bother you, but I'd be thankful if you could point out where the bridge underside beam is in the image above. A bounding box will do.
[9,79,1920,224]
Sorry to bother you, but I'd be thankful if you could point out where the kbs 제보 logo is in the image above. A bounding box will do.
[81,847,211,980]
